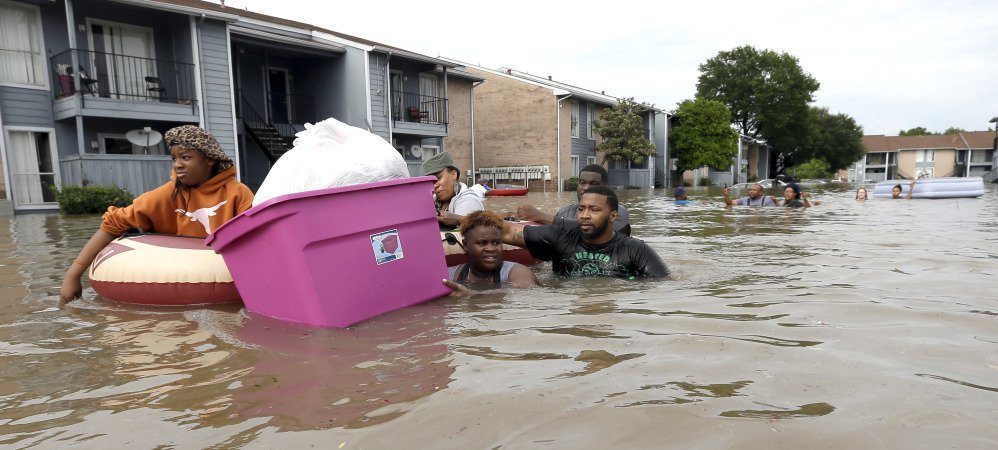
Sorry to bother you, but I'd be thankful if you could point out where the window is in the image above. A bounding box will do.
[97,133,165,155]
[916,149,934,163]
[586,156,596,166]
[419,144,440,161]
[570,101,579,138]
[587,104,595,140]
[571,155,579,176]
[4,128,59,207]
[866,153,887,165]
[970,149,993,163]
[0,2,45,86]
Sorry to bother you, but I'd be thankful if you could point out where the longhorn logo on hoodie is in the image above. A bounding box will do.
[176,200,228,235]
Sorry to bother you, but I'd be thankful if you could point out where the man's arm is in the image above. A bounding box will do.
[501,221,528,248]
[515,205,555,225]
[722,187,736,206]
[906,179,916,199]
[437,211,463,228]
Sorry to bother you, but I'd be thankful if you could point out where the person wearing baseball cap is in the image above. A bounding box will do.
[422,151,484,228]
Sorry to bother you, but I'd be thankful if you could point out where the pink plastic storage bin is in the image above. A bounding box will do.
[206,176,450,327]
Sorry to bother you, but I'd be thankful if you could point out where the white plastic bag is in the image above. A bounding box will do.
[252,118,411,206]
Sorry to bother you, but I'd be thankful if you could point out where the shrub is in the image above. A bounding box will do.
[55,185,134,214]
[564,177,580,191]
[698,176,712,187]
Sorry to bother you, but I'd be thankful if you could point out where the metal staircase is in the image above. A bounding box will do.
[239,96,298,163]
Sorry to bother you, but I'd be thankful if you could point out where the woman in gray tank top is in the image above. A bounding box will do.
[446,211,538,290]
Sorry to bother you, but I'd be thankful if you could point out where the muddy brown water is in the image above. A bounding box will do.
[0,183,996,448]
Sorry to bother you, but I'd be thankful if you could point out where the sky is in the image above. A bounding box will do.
[229,0,998,136]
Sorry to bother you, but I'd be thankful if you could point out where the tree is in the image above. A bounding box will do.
[796,107,865,170]
[786,158,832,180]
[670,98,739,172]
[696,45,820,169]
[592,97,657,164]
[898,127,936,136]
[943,127,966,135]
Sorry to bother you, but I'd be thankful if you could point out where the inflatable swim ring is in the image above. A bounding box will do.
[89,234,240,305]
[873,177,985,199]
[440,230,538,267]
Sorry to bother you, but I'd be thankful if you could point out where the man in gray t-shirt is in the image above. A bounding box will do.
[723,183,778,207]
[516,164,631,235]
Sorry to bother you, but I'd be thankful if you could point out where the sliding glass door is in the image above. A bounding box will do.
[88,19,156,101]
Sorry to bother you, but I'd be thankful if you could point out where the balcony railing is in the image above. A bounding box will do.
[391,90,447,126]
[235,89,317,126]
[50,49,196,111]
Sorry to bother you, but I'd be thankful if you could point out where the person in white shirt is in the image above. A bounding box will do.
[422,151,485,228]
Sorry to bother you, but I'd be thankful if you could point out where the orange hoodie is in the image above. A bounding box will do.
[100,166,254,238]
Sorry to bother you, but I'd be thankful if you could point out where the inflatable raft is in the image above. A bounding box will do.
[90,234,240,305]
[873,177,985,199]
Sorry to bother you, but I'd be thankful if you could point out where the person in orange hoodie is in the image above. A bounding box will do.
[60,125,253,303]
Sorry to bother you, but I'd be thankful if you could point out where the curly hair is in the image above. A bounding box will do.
[460,210,505,236]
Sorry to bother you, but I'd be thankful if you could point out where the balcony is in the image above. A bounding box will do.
[50,49,198,122]
[391,90,447,137]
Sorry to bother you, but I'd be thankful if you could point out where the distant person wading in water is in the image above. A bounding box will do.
[781,183,812,208]
[723,183,778,207]
[892,179,916,199]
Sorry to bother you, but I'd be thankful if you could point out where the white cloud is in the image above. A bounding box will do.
[230,0,998,134]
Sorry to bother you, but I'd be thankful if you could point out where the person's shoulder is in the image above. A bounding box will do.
[226,179,254,195]
[555,203,578,216]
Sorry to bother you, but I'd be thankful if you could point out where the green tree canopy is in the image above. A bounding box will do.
[898,127,936,136]
[796,107,865,170]
[670,98,739,172]
[943,127,966,135]
[786,158,832,180]
[592,97,657,164]
[696,45,820,162]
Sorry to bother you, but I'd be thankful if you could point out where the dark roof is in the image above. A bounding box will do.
[862,131,994,152]
[148,0,456,66]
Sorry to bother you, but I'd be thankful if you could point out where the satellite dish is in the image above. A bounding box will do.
[125,127,163,155]
[409,145,423,159]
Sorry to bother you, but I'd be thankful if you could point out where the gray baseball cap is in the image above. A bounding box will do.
[422,151,459,176]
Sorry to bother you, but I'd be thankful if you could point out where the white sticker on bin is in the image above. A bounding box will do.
[370,229,404,265]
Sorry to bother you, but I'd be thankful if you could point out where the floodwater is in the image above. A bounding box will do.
[1,183,996,448]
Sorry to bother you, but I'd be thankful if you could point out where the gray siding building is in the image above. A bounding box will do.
[0,0,469,213]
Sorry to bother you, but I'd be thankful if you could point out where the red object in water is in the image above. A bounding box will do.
[486,185,528,196]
